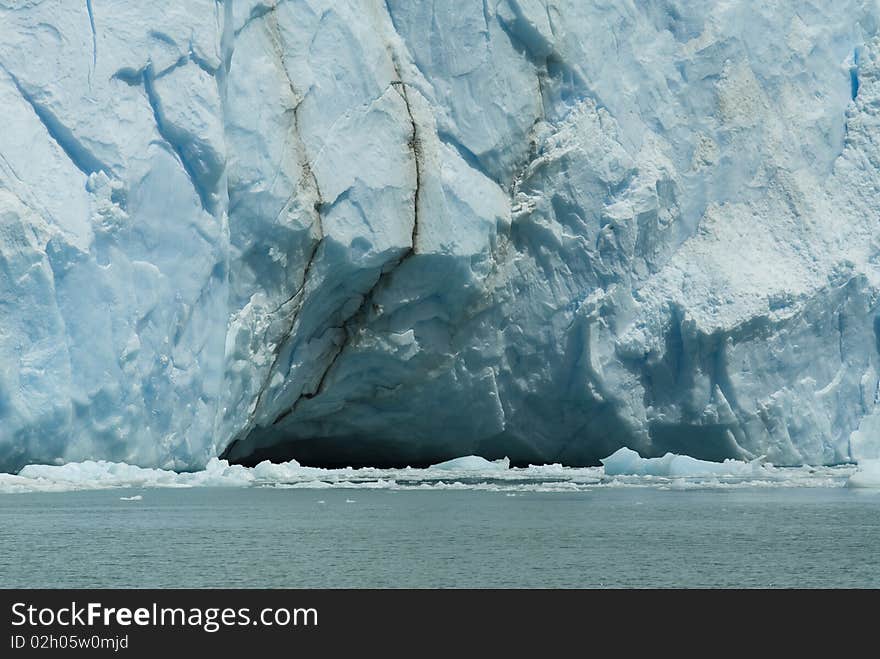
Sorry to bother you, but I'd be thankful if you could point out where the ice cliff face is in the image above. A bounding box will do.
[1,0,879,471]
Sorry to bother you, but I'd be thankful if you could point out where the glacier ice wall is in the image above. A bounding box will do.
[1,0,879,470]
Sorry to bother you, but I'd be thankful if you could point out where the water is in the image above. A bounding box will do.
[2,487,879,588]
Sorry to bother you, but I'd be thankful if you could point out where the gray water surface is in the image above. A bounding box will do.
[2,488,878,588]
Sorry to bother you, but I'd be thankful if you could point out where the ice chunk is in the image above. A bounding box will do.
[18,461,182,488]
[428,456,511,472]
[601,447,765,478]
[250,459,305,481]
[15,458,256,489]
[846,460,880,488]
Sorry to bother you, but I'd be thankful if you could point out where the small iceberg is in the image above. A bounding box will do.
[428,455,510,472]
[600,447,765,478]
[119,495,142,501]
[846,460,880,488]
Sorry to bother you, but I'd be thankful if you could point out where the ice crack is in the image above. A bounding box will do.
[1,65,111,178]
[142,64,215,214]
[85,0,97,69]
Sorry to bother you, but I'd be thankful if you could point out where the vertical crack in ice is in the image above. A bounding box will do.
[392,79,421,250]
[873,315,880,359]
[210,0,237,452]
[264,75,423,427]
[227,192,323,451]
[259,12,325,316]
[1,65,110,178]
[218,0,236,74]
[851,48,860,100]
[481,0,492,40]
[224,8,330,446]
[248,233,322,418]
[142,64,215,214]
[217,0,235,213]
[85,0,97,69]
[227,6,424,456]
[263,6,313,134]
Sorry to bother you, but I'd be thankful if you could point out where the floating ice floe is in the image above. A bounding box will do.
[846,460,880,488]
[600,447,766,478]
[428,456,511,471]
[0,449,859,494]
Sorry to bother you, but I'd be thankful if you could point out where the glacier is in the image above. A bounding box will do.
[1,0,880,472]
